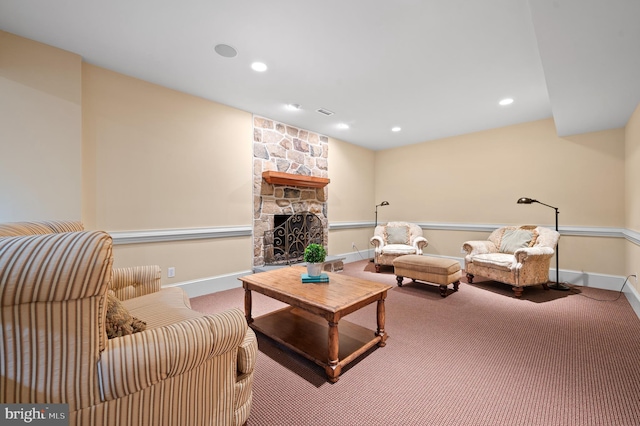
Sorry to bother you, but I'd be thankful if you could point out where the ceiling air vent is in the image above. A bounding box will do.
[316,108,334,116]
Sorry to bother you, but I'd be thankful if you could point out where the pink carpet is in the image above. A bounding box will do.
[191,261,640,426]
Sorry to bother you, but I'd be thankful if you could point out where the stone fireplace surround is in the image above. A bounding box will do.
[253,116,329,268]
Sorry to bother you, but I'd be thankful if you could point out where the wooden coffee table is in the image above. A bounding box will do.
[240,266,392,382]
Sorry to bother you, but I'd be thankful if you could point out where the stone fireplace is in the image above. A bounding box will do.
[253,116,329,268]
[264,211,324,265]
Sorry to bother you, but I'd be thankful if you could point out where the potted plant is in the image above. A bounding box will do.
[304,243,327,277]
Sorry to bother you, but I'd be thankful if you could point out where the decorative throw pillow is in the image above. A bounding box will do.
[385,225,410,245]
[519,225,539,247]
[105,292,147,339]
[499,229,533,254]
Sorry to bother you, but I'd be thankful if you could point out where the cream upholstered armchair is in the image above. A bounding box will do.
[0,221,256,426]
[370,221,428,272]
[462,225,560,297]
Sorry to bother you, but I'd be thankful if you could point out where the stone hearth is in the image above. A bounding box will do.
[253,116,329,268]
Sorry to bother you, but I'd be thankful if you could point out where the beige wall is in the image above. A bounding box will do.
[82,64,254,282]
[327,137,376,255]
[82,64,253,230]
[4,30,640,291]
[0,31,82,221]
[374,118,627,275]
[625,103,640,291]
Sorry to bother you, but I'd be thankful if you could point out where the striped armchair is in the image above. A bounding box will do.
[0,222,257,426]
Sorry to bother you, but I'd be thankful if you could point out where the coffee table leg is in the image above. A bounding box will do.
[376,297,388,347]
[244,288,253,324]
[325,321,341,382]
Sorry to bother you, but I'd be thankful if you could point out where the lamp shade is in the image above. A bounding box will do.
[517,197,536,204]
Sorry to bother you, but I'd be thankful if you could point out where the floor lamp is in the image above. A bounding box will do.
[517,197,569,291]
[374,201,390,229]
[371,201,390,262]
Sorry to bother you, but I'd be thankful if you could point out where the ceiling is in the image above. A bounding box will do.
[1,0,639,150]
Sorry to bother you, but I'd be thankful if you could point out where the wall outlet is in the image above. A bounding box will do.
[167,267,176,278]
[352,242,357,249]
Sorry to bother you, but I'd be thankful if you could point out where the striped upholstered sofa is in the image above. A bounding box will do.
[0,221,257,426]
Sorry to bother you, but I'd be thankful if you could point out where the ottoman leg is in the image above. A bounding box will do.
[466,273,474,284]
[439,285,447,297]
[453,281,459,292]
[396,276,404,287]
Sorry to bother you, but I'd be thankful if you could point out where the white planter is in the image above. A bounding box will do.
[306,262,324,277]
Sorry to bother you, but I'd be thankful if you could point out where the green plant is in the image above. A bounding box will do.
[303,243,327,263]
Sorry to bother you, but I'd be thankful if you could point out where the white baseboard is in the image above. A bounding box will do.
[624,278,640,318]
[168,269,253,298]
[171,251,640,319]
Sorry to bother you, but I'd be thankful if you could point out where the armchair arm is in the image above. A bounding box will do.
[237,328,258,376]
[98,308,248,401]
[412,236,428,252]
[370,236,385,253]
[514,246,555,264]
[462,240,498,256]
[110,265,161,300]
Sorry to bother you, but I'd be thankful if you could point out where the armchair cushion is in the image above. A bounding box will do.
[105,292,147,338]
[122,286,204,329]
[470,253,516,271]
[385,225,410,244]
[381,244,417,255]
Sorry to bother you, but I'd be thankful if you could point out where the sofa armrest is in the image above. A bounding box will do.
[98,308,248,401]
[110,265,161,300]
[462,240,498,256]
[514,246,555,263]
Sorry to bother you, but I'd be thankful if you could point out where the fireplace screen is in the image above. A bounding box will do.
[264,212,323,265]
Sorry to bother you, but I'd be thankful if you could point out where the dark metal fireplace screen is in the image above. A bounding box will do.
[264,212,323,265]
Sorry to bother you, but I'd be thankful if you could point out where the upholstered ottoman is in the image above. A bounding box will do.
[393,255,462,297]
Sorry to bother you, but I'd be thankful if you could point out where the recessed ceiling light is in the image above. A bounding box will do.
[391,126,402,132]
[214,44,237,58]
[499,98,514,106]
[337,123,349,129]
[285,103,302,111]
[251,62,267,72]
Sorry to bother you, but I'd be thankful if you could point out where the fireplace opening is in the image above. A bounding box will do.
[264,212,323,265]
[274,214,289,229]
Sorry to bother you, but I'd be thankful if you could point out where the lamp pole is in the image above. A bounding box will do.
[374,201,390,229]
[372,201,390,262]
[516,197,569,291]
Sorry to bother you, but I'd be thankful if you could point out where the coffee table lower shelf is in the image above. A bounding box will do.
[250,306,384,382]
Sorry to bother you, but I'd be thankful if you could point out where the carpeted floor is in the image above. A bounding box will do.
[190,260,640,426]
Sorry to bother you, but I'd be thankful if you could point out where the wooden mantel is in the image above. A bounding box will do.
[262,171,330,188]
